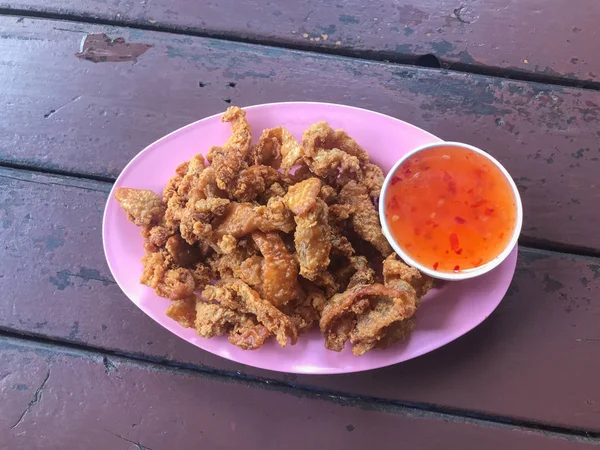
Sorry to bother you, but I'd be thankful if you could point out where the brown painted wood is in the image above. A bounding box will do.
[1,167,600,431]
[0,19,599,252]
[3,337,597,450]
[3,0,599,83]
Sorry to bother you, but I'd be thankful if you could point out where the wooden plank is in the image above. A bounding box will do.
[1,167,600,432]
[3,0,599,83]
[1,337,597,450]
[0,19,599,251]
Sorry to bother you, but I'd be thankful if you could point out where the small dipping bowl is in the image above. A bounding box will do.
[379,142,523,281]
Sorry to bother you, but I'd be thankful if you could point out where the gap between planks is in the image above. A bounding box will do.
[0,7,600,92]
[1,328,599,444]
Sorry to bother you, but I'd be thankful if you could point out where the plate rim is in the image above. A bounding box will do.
[102,101,517,374]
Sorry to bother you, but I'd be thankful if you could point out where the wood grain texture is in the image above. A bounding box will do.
[2,0,599,83]
[0,18,599,251]
[1,167,600,431]
[3,337,597,450]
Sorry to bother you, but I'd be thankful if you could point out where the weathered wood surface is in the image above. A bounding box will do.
[1,167,599,431]
[3,338,597,450]
[1,19,599,252]
[3,0,599,83]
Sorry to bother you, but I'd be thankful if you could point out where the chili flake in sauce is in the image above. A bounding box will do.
[384,145,517,273]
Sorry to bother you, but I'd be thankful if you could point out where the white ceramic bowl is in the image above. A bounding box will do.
[379,141,523,281]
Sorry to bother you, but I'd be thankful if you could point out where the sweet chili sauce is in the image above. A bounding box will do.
[384,145,518,273]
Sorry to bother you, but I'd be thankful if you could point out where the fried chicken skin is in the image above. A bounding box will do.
[115,188,165,227]
[252,231,300,307]
[202,279,298,347]
[115,106,435,354]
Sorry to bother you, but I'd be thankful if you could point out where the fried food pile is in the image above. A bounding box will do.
[115,106,434,355]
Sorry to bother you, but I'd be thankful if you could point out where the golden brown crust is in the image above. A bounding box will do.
[202,279,298,347]
[283,177,322,216]
[114,188,165,227]
[114,107,434,353]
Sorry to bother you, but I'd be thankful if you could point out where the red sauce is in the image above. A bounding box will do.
[384,145,517,273]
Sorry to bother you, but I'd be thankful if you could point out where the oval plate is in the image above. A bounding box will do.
[103,102,517,374]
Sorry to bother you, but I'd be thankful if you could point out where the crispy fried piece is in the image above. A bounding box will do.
[166,297,197,328]
[194,302,271,350]
[142,225,172,252]
[115,188,166,227]
[222,106,252,155]
[140,251,196,300]
[332,129,370,165]
[207,148,242,192]
[256,197,295,233]
[209,251,242,279]
[248,127,291,168]
[190,198,231,220]
[239,255,265,288]
[283,177,322,215]
[253,127,303,173]
[310,270,340,298]
[212,202,268,239]
[162,161,190,202]
[328,218,355,259]
[260,182,287,203]
[163,161,188,202]
[192,262,213,291]
[156,268,196,300]
[177,154,207,198]
[302,122,369,162]
[140,250,167,290]
[383,253,435,300]
[195,302,240,337]
[232,165,283,202]
[331,232,355,259]
[165,235,201,267]
[163,176,181,203]
[301,122,336,158]
[288,164,313,184]
[328,204,353,222]
[293,199,332,281]
[178,198,230,247]
[202,279,298,347]
[252,231,300,307]
[207,107,253,192]
[164,189,188,231]
[339,180,392,256]
[180,215,213,246]
[307,148,362,182]
[319,283,417,354]
[349,295,414,356]
[219,234,237,254]
[301,122,377,189]
[375,318,416,350]
[229,318,271,350]
[320,185,337,204]
[347,256,376,289]
[213,200,295,239]
[186,167,228,203]
[362,163,385,198]
[209,251,263,293]
[281,284,326,332]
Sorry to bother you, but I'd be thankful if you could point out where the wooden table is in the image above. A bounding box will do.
[1,2,599,449]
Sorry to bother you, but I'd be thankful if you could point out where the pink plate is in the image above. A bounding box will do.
[103,102,518,374]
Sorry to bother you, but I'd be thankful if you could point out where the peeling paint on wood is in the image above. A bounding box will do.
[5,0,600,82]
[75,33,152,63]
